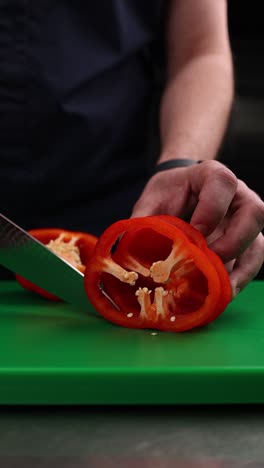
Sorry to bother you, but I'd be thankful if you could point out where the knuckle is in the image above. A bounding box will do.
[237,182,264,227]
[253,200,264,228]
[202,161,238,189]
[215,166,238,189]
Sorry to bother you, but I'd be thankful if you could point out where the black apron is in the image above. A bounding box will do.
[0,0,164,236]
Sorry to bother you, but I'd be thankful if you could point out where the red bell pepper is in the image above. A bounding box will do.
[84,216,231,332]
[16,228,97,300]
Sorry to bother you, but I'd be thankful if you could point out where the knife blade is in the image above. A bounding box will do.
[0,213,93,312]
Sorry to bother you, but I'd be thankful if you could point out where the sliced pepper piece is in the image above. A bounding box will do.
[16,228,97,300]
[84,216,231,332]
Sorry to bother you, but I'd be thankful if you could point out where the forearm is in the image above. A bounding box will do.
[159,53,234,163]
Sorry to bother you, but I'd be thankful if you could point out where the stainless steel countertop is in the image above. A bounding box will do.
[0,406,263,467]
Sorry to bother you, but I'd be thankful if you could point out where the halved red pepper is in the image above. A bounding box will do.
[16,228,97,300]
[84,216,231,332]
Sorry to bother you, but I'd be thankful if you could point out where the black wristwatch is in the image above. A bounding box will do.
[151,158,203,175]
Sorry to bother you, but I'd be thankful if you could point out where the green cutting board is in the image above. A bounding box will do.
[0,280,263,405]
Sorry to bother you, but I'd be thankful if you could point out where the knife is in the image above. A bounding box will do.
[0,213,93,312]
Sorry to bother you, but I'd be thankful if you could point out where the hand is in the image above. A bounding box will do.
[131,160,264,297]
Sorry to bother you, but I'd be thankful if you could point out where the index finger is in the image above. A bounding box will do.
[208,187,264,262]
[189,161,238,236]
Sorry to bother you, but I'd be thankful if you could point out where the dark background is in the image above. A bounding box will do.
[219,1,264,278]
[221,1,264,201]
